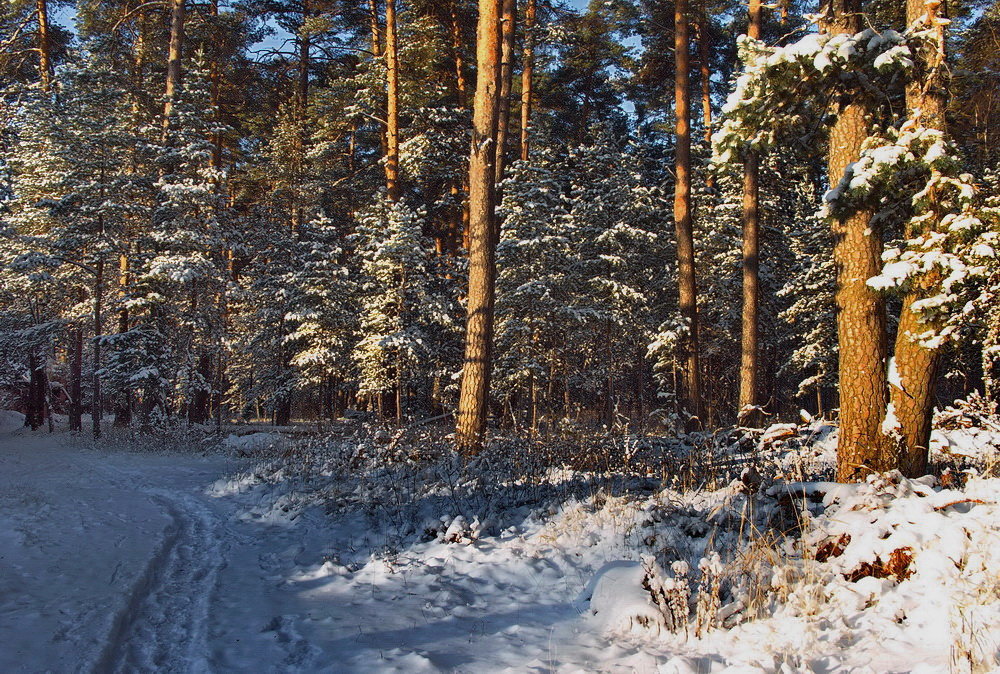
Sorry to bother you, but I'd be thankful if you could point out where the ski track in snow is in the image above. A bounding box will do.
[95,487,222,673]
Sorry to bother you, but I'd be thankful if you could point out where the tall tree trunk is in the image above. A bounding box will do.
[455,0,503,452]
[369,0,389,160]
[450,2,468,108]
[823,0,891,482]
[290,0,311,239]
[131,9,147,117]
[384,0,401,201]
[891,0,949,477]
[738,0,762,425]
[698,23,711,145]
[26,351,43,430]
[114,253,132,427]
[698,13,713,191]
[450,1,472,251]
[36,0,52,90]
[298,0,310,112]
[519,0,536,161]
[92,258,105,440]
[275,398,291,426]
[494,0,516,185]
[162,0,185,137]
[70,321,83,432]
[209,0,223,169]
[673,0,703,426]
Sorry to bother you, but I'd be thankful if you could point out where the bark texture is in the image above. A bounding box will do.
[70,325,82,432]
[450,2,468,108]
[494,0,516,184]
[823,0,892,482]
[519,0,536,161]
[385,0,401,201]
[92,258,104,439]
[674,0,703,425]
[162,0,185,136]
[738,0,762,424]
[891,0,948,477]
[455,0,503,452]
[36,0,52,89]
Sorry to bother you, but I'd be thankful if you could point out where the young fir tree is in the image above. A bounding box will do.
[131,57,231,427]
[5,55,144,435]
[352,194,455,420]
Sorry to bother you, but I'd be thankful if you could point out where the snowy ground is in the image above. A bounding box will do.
[1,415,998,673]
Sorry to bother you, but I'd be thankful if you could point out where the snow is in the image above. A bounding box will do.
[587,560,668,635]
[1,419,999,672]
[0,410,25,433]
[221,431,283,453]
[0,431,235,672]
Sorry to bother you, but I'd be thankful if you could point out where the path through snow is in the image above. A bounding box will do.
[6,428,988,672]
[0,432,647,673]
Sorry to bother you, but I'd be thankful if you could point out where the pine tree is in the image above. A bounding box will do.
[353,195,455,420]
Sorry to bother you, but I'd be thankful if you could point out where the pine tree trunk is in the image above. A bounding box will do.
[396,365,404,423]
[298,0,310,112]
[162,0,185,136]
[114,253,132,427]
[494,0,516,185]
[739,151,760,423]
[673,0,703,427]
[823,0,891,482]
[369,0,389,160]
[385,0,401,201]
[42,359,52,432]
[698,21,711,146]
[92,258,105,440]
[26,351,43,430]
[891,0,949,477]
[738,0,763,425]
[70,323,83,432]
[188,352,212,425]
[452,1,473,251]
[131,9,147,118]
[455,0,503,452]
[450,2,468,108]
[209,0,223,169]
[36,0,52,90]
[698,14,713,191]
[519,0,536,162]
[276,398,291,426]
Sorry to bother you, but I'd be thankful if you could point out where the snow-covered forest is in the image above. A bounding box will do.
[1,0,999,670]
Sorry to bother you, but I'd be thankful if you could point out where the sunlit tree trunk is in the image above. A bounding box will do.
[823,0,892,481]
[114,253,132,427]
[674,0,703,426]
[369,0,389,161]
[494,0,516,185]
[698,13,712,191]
[738,0,762,425]
[36,0,52,90]
[209,0,223,169]
[519,0,536,161]
[450,2,469,108]
[455,0,503,452]
[162,0,185,137]
[891,0,949,477]
[385,0,401,201]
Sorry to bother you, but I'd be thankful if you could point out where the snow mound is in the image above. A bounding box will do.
[222,432,282,453]
[0,410,25,434]
[586,561,667,635]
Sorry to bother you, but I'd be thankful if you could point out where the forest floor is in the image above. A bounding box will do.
[1,410,998,673]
